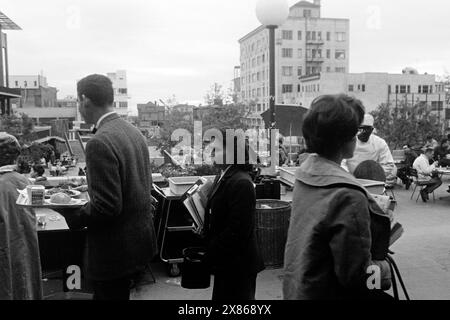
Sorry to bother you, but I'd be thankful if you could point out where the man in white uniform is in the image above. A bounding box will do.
[343,114,397,185]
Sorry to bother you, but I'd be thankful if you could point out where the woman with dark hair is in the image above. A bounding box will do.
[204,132,264,301]
[283,95,392,300]
[0,132,42,300]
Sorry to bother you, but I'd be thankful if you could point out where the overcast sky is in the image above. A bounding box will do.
[2,0,450,111]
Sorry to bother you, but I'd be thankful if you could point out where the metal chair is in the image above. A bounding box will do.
[409,168,436,202]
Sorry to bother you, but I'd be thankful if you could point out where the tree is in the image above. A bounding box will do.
[372,102,442,149]
[204,83,225,106]
[0,112,35,143]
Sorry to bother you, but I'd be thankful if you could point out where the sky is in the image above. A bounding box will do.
[2,0,450,113]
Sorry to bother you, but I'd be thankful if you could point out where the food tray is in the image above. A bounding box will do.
[16,193,88,209]
[168,176,201,195]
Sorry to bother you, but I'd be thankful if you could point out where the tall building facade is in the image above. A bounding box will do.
[238,0,349,126]
[295,71,448,117]
[107,70,129,110]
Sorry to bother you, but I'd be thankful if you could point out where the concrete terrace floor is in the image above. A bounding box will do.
[130,178,450,301]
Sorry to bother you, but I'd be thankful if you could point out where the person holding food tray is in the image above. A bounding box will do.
[53,74,158,300]
[0,132,43,300]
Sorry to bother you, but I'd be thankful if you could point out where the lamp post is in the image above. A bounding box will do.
[256,0,289,169]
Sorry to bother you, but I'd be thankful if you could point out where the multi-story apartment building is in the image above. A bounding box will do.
[107,70,129,110]
[238,0,349,126]
[295,70,448,118]
[9,75,58,108]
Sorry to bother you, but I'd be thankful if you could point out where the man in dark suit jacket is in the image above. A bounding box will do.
[58,74,157,300]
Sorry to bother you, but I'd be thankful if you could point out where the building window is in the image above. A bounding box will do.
[335,67,346,73]
[282,30,293,40]
[326,49,330,59]
[297,67,303,76]
[304,9,311,17]
[348,85,354,92]
[306,31,311,41]
[257,88,261,97]
[362,84,366,92]
[431,101,444,111]
[327,32,331,41]
[257,72,261,81]
[400,85,407,94]
[388,85,392,94]
[297,31,302,40]
[312,31,316,41]
[282,48,293,58]
[298,49,303,59]
[396,85,399,94]
[317,49,322,58]
[34,81,37,87]
[407,85,410,94]
[282,66,293,76]
[119,102,128,108]
[336,32,346,42]
[306,67,312,75]
[318,31,322,41]
[335,50,346,60]
[326,67,331,72]
[312,49,317,58]
[262,54,265,63]
[24,81,27,87]
[297,84,301,92]
[422,85,429,94]
[15,81,18,86]
[282,84,293,93]
[118,88,127,94]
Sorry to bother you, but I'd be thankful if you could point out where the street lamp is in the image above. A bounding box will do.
[256,0,289,169]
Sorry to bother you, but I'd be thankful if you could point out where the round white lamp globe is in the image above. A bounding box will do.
[256,0,290,27]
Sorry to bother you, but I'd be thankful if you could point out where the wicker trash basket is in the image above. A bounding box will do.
[255,199,291,269]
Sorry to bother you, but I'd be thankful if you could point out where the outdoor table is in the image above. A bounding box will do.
[36,192,91,298]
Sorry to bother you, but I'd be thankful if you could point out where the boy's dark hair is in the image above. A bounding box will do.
[302,94,365,158]
[77,74,114,107]
[33,164,45,176]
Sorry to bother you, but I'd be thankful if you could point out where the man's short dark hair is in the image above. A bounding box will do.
[302,94,365,158]
[425,148,434,154]
[77,74,114,107]
[427,135,433,141]
[441,139,448,146]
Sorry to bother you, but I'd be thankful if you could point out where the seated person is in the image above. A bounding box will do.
[342,114,397,186]
[434,139,450,167]
[396,145,418,190]
[423,135,439,151]
[412,148,442,202]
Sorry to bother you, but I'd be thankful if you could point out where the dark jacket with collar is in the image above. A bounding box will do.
[63,113,158,281]
[205,167,264,275]
[283,154,391,300]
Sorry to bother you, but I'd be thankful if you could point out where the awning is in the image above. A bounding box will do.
[0,86,21,98]
[32,136,66,144]
[261,104,309,136]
